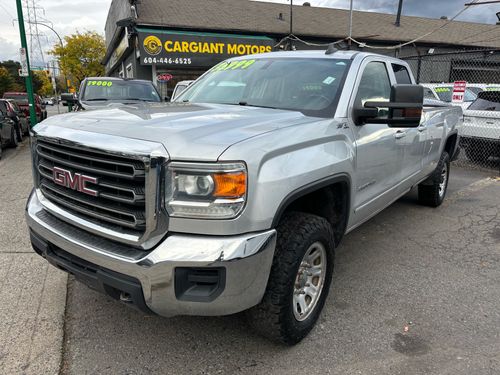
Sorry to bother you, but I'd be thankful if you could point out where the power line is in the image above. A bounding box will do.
[348,0,482,50]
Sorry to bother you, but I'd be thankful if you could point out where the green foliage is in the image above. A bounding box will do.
[50,31,106,87]
[0,67,15,97]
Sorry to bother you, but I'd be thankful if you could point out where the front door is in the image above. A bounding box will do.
[350,60,405,225]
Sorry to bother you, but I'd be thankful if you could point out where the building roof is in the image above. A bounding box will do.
[106,0,500,49]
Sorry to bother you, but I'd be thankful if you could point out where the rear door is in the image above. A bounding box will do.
[350,59,405,223]
[389,63,427,183]
[0,101,12,140]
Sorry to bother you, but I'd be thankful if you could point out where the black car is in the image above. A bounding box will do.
[62,77,162,111]
[0,105,18,159]
[0,99,26,143]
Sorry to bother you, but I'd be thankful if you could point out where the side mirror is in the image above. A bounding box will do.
[61,93,77,105]
[353,84,424,127]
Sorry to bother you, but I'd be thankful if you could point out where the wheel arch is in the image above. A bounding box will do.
[272,174,351,246]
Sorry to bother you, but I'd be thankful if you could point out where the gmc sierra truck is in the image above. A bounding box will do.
[26,50,462,345]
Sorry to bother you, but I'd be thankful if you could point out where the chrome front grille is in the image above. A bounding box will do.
[36,140,147,233]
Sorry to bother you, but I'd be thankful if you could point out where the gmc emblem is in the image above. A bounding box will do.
[52,167,98,197]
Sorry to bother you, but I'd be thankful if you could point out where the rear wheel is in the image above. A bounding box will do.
[418,151,450,207]
[15,123,23,143]
[9,126,18,148]
[0,138,3,159]
[246,212,335,345]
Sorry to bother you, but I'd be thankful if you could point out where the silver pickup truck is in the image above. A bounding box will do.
[26,50,462,344]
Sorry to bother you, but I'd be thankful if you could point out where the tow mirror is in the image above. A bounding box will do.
[353,84,424,127]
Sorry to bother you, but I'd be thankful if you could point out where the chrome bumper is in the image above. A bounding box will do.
[26,191,276,317]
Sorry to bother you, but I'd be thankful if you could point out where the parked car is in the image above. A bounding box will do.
[0,99,24,143]
[62,77,162,110]
[2,92,47,122]
[171,80,194,101]
[3,99,30,137]
[0,103,19,158]
[461,91,500,163]
[421,83,477,110]
[27,50,462,344]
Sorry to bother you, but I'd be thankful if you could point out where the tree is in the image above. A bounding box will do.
[0,67,15,97]
[33,71,53,97]
[0,60,25,91]
[50,31,106,88]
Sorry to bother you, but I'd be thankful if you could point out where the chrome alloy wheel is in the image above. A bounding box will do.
[439,163,448,198]
[293,242,327,322]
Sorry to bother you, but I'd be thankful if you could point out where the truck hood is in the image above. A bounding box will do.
[36,102,319,161]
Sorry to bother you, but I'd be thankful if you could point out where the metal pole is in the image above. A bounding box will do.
[29,21,68,91]
[395,0,404,27]
[15,0,37,127]
[348,0,353,49]
[289,0,293,50]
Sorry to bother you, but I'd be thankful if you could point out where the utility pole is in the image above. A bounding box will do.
[289,0,294,50]
[16,0,37,127]
[395,0,404,27]
[348,0,353,48]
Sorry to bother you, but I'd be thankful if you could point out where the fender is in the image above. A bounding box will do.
[272,173,351,228]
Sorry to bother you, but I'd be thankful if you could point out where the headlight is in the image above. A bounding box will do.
[165,162,247,219]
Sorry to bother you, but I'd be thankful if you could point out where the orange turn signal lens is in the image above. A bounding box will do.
[213,172,247,198]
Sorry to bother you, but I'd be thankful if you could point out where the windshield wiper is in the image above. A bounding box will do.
[84,98,108,101]
[238,101,278,110]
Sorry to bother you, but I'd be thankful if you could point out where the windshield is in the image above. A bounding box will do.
[3,94,28,104]
[434,87,477,102]
[469,93,500,111]
[176,58,351,117]
[81,80,161,102]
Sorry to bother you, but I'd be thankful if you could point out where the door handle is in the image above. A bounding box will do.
[394,131,407,139]
[417,125,427,132]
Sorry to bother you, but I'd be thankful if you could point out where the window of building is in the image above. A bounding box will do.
[126,63,133,78]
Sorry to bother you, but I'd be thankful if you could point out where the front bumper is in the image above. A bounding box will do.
[26,190,276,317]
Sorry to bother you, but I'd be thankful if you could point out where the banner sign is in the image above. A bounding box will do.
[452,81,467,103]
[138,29,274,67]
[19,48,28,77]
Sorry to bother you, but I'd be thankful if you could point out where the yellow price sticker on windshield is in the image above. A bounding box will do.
[87,80,113,87]
[211,59,256,72]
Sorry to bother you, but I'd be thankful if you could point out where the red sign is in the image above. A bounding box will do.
[157,73,173,83]
[452,81,467,103]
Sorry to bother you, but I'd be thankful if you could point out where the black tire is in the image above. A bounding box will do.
[464,147,490,164]
[15,123,23,143]
[9,126,18,148]
[246,212,335,345]
[0,138,3,160]
[418,151,450,207]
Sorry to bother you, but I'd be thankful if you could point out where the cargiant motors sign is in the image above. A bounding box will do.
[138,29,274,67]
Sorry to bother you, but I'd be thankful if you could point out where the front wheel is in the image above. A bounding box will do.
[246,212,335,345]
[418,151,450,207]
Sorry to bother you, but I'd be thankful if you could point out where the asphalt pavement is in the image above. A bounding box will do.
[0,109,499,374]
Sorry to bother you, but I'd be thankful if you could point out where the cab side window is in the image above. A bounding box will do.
[423,88,436,99]
[392,64,412,84]
[354,62,392,115]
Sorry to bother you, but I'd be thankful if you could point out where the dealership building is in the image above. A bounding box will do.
[104,0,500,97]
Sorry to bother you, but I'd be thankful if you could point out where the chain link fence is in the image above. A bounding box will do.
[402,49,500,174]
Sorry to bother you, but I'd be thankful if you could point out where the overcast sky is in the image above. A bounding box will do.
[0,0,498,64]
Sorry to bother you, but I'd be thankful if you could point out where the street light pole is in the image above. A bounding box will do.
[15,0,37,127]
[28,21,68,91]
